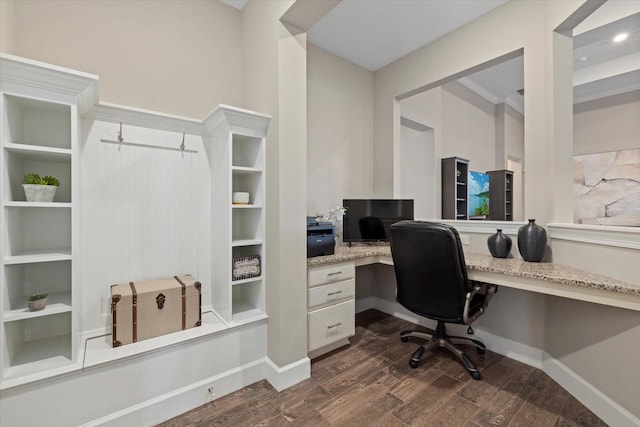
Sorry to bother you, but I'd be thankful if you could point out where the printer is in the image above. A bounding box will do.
[307,216,336,258]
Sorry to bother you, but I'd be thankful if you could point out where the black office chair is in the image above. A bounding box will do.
[390,221,497,380]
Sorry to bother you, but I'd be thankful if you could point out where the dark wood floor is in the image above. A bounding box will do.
[158,309,606,426]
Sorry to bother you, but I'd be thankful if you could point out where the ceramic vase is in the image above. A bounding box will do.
[487,229,511,258]
[517,219,547,262]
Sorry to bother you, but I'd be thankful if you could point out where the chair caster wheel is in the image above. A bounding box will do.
[477,347,485,355]
[470,371,481,380]
[409,360,419,369]
[401,336,409,343]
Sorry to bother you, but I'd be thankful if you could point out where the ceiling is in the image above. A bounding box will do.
[306,0,507,71]
[222,0,640,107]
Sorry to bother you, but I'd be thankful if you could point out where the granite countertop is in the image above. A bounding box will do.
[307,245,640,297]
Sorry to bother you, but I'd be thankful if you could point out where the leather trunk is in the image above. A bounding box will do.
[110,275,202,347]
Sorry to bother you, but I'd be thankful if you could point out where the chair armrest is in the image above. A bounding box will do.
[463,281,498,324]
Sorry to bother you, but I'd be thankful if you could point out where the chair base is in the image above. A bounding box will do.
[400,320,486,380]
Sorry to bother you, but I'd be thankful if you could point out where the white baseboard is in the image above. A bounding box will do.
[80,359,266,427]
[542,354,640,427]
[365,296,639,424]
[264,356,311,392]
[367,296,544,368]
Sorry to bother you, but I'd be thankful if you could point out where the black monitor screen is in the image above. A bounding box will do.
[342,199,414,242]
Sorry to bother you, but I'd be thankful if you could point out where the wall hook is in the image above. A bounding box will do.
[117,123,124,143]
[180,133,185,151]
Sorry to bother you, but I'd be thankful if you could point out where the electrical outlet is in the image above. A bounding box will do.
[459,234,470,245]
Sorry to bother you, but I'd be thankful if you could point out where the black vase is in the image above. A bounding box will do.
[487,229,512,258]
[518,219,547,262]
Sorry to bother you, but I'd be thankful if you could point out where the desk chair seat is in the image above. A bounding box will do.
[390,221,497,380]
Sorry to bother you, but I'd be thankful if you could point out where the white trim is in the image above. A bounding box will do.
[79,359,266,427]
[542,354,640,427]
[87,102,204,135]
[457,77,524,115]
[436,219,526,235]
[264,356,311,392]
[548,223,640,250]
[363,296,639,425]
[367,296,544,368]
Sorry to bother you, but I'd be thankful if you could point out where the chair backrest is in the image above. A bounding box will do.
[390,221,471,323]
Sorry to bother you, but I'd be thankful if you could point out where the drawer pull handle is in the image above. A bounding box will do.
[327,322,342,329]
[327,290,343,296]
[327,272,342,277]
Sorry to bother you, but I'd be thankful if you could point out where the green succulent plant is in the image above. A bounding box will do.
[23,173,59,186]
[28,293,48,301]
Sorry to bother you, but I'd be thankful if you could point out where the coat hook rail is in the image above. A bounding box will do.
[100,123,198,153]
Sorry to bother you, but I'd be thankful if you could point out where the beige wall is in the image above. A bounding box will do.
[242,0,308,368]
[0,0,16,54]
[574,90,640,155]
[307,43,374,217]
[8,0,242,118]
[440,81,496,172]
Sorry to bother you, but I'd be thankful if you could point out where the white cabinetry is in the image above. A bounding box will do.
[206,105,270,325]
[0,54,97,387]
[307,261,356,358]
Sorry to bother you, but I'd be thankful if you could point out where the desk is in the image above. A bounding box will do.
[307,244,640,312]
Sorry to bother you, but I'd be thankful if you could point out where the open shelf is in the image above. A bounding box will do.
[232,134,264,169]
[4,201,72,208]
[4,291,72,322]
[3,206,71,258]
[4,249,72,265]
[232,208,263,241]
[2,312,72,379]
[3,94,72,150]
[3,147,72,203]
[232,238,263,247]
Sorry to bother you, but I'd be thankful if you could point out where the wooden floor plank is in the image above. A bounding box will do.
[157,310,606,427]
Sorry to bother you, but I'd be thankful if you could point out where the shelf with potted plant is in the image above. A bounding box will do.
[4,291,72,322]
[0,55,96,388]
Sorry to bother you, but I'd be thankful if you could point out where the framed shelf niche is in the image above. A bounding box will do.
[206,105,271,326]
[0,53,98,388]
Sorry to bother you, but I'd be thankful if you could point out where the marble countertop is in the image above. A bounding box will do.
[307,245,640,297]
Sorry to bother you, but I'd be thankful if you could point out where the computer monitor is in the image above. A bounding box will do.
[342,199,414,243]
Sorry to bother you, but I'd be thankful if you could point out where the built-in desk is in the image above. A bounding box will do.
[307,244,640,312]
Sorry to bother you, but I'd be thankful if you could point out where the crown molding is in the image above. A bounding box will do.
[0,53,99,114]
[548,223,640,250]
[203,104,271,137]
[86,102,204,135]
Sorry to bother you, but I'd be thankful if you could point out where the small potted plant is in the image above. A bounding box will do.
[22,173,59,202]
[27,293,48,311]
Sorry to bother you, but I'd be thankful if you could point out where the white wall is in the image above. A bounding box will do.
[9,0,243,118]
[307,43,374,216]
[574,90,640,155]
[79,121,208,334]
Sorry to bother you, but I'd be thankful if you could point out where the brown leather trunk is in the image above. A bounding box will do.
[110,275,202,347]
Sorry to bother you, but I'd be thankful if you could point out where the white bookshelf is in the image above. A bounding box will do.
[205,105,270,325]
[0,54,97,387]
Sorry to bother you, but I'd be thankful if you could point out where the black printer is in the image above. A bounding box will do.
[307,217,336,258]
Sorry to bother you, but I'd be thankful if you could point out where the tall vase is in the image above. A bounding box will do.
[487,229,512,258]
[518,219,547,262]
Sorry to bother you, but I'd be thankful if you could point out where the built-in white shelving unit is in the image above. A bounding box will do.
[0,54,98,387]
[206,105,270,326]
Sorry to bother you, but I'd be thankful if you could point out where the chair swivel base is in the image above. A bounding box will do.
[400,321,486,380]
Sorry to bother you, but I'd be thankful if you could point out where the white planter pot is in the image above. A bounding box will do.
[22,184,57,202]
[28,297,47,312]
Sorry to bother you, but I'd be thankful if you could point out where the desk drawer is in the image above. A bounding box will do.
[308,262,355,287]
[308,279,355,309]
[308,299,355,351]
